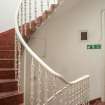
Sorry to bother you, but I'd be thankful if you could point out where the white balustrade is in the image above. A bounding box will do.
[44,75,90,105]
[15,0,90,105]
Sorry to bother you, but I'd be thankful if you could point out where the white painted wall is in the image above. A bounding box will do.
[0,0,18,32]
[29,0,105,100]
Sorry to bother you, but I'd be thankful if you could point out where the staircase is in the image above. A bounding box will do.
[15,0,105,105]
[0,29,23,105]
[0,0,104,105]
[0,29,104,105]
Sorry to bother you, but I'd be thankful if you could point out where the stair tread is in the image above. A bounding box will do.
[0,50,15,51]
[0,59,15,60]
[0,69,16,71]
[0,68,16,70]
[0,91,23,105]
[0,80,17,83]
[0,91,21,98]
[0,70,16,71]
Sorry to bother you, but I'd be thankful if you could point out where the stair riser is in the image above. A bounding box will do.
[0,94,23,105]
[0,41,14,46]
[0,71,15,79]
[0,51,15,59]
[0,46,14,50]
[0,81,18,92]
[0,60,15,68]
[0,69,15,71]
[0,38,14,47]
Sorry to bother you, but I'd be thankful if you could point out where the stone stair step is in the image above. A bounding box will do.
[0,50,15,59]
[0,59,15,68]
[0,92,23,105]
[0,70,16,79]
[0,80,18,92]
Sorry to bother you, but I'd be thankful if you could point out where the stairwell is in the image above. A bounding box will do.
[0,0,60,104]
[0,30,105,105]
[0,0,105,105]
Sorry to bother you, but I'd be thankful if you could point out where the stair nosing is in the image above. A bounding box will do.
[0,80,18,83]
[0,68,16,70]
[0,70,17,71]
[0,50,15,51]
[0,91,22,99]
[0,58,17,61]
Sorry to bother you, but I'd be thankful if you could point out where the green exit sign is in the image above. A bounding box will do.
[87,44,101,49]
